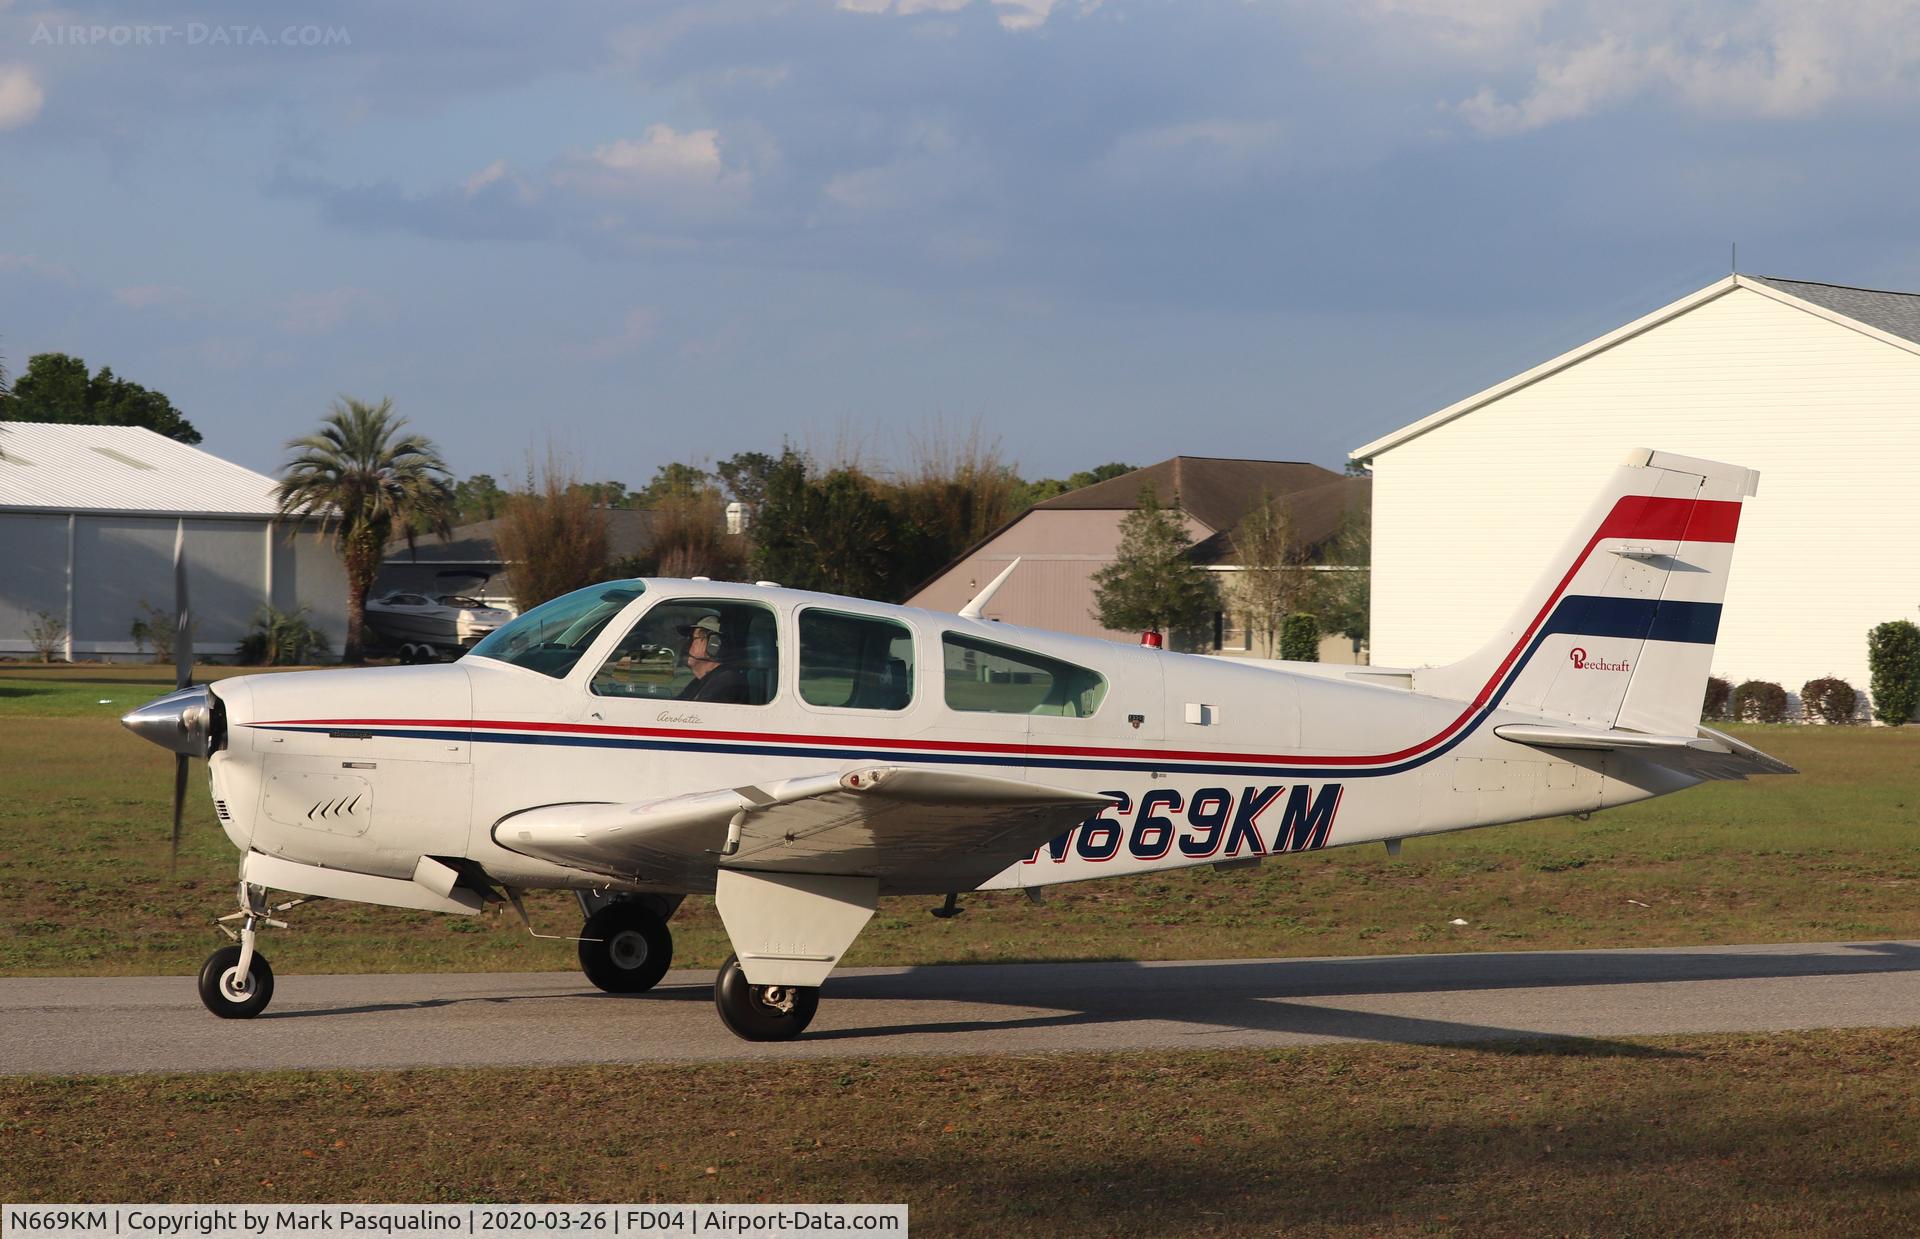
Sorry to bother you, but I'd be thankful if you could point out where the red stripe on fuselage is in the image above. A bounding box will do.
[253,495,1742,770]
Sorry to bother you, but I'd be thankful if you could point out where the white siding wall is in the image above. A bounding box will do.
[1369,286,1920,699]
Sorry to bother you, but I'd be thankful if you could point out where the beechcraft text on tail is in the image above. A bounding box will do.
[121,448,1792,1040]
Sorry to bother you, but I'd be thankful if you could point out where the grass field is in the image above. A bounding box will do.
[4,1030,1919,1234]
[2,663,1917,977]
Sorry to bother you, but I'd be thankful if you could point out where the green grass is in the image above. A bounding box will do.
[5,1030,1920,1234]
[3,664,1918,976]
[0,663,295,718]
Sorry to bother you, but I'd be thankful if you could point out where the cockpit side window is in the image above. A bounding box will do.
[592,599,780,706]
[941,632,1107,717]
[799,609,914,710]
[468,581,644,678]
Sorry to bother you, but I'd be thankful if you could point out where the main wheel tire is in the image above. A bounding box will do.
[579,902,673,994]
[197,945,274,1019]
[713,953,819,1041]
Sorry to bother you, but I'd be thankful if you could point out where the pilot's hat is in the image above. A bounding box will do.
[683,614,725,653]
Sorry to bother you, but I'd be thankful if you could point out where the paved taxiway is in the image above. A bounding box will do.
[6,940,1919,1074]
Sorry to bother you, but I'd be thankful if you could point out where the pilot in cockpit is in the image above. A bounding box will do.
[676,612,750,703]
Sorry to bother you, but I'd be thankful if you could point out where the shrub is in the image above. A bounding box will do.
[1800,676,1858,725]
[1701,676,1732,722]
[1732,679,1788,724]
[235,606,331,666]
[493,450,611,611]
[1867,620,1920,725]
[133,600,176,664]
[1280,612,1322,661]
[26,611,65,663]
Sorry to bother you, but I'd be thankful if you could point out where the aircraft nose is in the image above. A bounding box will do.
[121,685,217,757]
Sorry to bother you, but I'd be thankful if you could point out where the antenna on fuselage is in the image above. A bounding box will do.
[958,557,1021,620]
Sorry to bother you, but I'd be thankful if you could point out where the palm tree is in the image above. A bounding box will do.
[276,397,454,663]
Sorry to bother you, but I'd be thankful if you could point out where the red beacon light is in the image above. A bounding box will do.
[1140,630,1164,649]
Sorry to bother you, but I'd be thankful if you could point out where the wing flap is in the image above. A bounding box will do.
[1494,722,1795,779]
[494,765,1115,892]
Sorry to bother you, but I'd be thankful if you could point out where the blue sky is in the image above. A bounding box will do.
[5,0,1920,483]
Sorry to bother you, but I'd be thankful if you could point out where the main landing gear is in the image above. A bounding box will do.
[713,954,819,1041]
[198,880,313,1019]
[577,897,675,993]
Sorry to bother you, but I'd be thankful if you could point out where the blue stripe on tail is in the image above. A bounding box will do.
[1541,596,1722,645]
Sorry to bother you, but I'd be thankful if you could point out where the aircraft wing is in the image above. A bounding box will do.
[1493,722,1795,780]
[493,765,1116,893]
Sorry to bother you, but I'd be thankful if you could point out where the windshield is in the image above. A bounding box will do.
[468,581,645,678]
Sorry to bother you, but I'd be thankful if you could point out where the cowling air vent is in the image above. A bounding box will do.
[214,799,232,822]
[263,772,373,837]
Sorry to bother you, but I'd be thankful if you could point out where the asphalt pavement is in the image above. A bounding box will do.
[5,940,1920,1075]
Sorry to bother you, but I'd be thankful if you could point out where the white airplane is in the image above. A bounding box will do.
[123,449,1791,1040]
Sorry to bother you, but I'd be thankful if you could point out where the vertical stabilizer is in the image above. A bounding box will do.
[1413,449,1756,735]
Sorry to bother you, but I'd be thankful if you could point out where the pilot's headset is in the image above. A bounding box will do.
[683,614,724,658]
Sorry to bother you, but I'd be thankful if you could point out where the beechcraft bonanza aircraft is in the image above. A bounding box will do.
[123,449,1791,1039]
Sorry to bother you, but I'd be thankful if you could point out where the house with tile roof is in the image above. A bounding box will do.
[905,456,1370,661]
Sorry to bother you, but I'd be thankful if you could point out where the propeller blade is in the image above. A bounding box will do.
[173,521,192,690]
[170,753,189,868]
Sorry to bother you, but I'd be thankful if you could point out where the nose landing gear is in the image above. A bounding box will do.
[197,880,316,1019]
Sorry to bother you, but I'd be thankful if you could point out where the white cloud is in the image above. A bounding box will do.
[836,0,1060,30]
[990,0,1054,32]
[0,252,73,281]
[279,288,384,335]
[112,284,193,311]
[553,124,751,207]
[572,305,663,360]
[0,64,44,130]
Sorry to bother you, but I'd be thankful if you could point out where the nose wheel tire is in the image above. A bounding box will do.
[579,902,674,994]
[197,945,274,1019]
[713,953,819,1041]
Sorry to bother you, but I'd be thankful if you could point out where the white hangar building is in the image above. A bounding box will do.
[1351,274,1920,712]
[0,423,348,661]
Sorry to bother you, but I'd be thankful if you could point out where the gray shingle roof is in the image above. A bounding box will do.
[1747,276,1920,347]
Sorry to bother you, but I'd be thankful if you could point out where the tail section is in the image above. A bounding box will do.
[1414,449,1756,735]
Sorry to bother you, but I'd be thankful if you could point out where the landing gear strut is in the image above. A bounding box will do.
[577,899,674,993]
[713,954,819,1041]
[200,881,277,1018]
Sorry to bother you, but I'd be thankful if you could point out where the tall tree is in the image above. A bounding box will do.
[751,450,906,599]
[494,451,612,610]
[2,352,202,443]
[1311,500,1371,643]
[640,462,711,506]
[1229,491,1307,657]
[275,397,454,662]
[452,473,507,523]
[571,480,634,509]
[716,451,778,511]
[1090,486,1220,649]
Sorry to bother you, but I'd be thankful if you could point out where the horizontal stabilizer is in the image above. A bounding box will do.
[494,766,1115,893]
[1494,722,1795,780]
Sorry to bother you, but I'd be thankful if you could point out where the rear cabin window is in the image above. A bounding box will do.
[941,632,1108,717]
[591,600,780,706]
[799,609,914,710]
